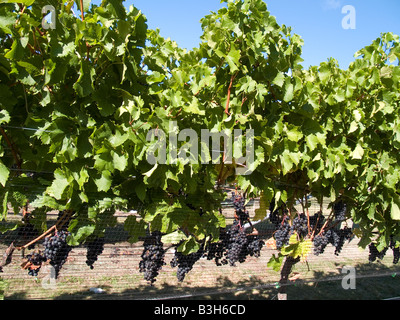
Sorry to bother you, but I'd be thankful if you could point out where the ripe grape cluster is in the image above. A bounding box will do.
[206,226,265,268]
[333,227,353,255]
[272,212,319,249]
[225,221,250,266]
[135,195,265,284]
[368,238,400,264]
[85,237,105,269]
[139,231,166,285]
[314,227,353,256]
[204,229,229,266]
[273,216,291,250]
[333,201,347,222]
[171,245,204,282]
[270,200,353,257]
[246,235,264,258]
[313,234,330,255]
[233,195,249,225]
[368,243,388,262]
[292,214,308,238]
[43,230,72,278]
[205,195,265,266]
[26,251,46,277]
[167,195,265,281]
[268,199,282,224]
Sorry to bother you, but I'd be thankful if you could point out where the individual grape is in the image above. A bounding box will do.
[43,230,72,278]
[85,237,105,269]
[139,231,166,285]
[28,269,39,277]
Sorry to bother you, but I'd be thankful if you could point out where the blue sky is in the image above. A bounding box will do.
[96,0,400,69]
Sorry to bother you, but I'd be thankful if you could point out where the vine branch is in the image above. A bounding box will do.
[17,210,74,251]
[225,72,238,115]
[80,0,85,21]
[0,127,22,169]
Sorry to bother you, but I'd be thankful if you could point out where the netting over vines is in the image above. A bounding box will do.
[2,195,400,300]
[1,0,400,300]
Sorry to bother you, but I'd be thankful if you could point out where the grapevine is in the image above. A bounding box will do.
[0,0,398,298]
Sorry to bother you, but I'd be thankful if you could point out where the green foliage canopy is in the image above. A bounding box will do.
[1,0,400,259]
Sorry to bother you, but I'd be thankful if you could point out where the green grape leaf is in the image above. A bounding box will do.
[0,161,10,187]
[267,254,285,272]
[391,201,400,221]
[161,230,188,245]
[46,169,70,200]
[124,216,147,243]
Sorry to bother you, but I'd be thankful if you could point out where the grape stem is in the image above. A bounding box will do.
[310,212,322,241]
[313,210,339,240]
[225,72,238,115]
[79,0,85,20]
[17,225,56,251]
[17,210,73,251]
[217,163,226,186]
[305,195,311,234]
